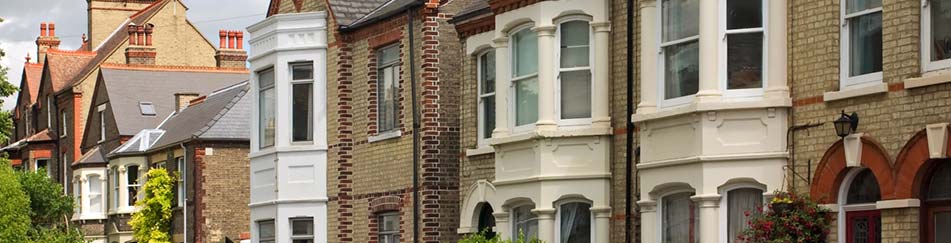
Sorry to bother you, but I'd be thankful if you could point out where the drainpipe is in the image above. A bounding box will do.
[180,143,188,243]
[406,7,421,243]
[625,0,635,242]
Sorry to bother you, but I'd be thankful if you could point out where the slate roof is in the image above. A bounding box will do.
[97,66,248,136]
[149,81,251,150]
[452,0,491,22]
[74,146,107,166]
[342,0,422,29]
[327,0,392,26]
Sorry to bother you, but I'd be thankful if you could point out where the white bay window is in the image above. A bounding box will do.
[258,68,276,148]
[922,0,951,72]
[291,62,315,143]
[512,27,539,127]
[660,0,700,106]
[512,205,539,239]
[88,174,103,214]
[722,0,765,96]
[724,188,763,243]
[557,20,593,121]
[558,202,592,243]
[840,0,882,88]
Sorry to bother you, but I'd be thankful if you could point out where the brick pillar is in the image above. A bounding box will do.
[215,30,248,68]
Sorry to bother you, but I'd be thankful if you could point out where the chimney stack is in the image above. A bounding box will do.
[174,93,200,112]
[36,22,61,64]
[125,24,156,65]
[215,30,248,69]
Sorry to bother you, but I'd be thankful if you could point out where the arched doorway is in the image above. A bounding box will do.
[923,162,951,243]
[476,203,496,238]
[840,169,882,243]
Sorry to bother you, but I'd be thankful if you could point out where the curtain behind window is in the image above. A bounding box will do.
[560,202,591,243]
[727,188,762,242]
[663,192,695,243]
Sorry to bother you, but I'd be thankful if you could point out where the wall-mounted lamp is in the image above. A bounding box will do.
[834,111,859,138]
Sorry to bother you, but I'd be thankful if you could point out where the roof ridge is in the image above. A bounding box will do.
[100,63,249,73]
[46,48,96,56]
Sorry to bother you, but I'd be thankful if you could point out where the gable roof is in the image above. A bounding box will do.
[96,65,248,136]
[43,49,96,93]
[149,81,251,149]
[22,63,44,104]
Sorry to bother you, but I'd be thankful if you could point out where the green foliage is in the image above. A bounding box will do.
[130,168,175,243]
[0,158,31,243]
[17,168,74,226]
[739,191,832,243]
[28,227,85,243]
[458,230,542,243]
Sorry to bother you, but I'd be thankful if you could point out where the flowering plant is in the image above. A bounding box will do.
[738,191,831,243]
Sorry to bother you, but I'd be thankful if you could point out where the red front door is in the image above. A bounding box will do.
[846,210,881,243]
[926,206,951,243]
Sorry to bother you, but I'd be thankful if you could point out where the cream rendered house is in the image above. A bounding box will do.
[634,0,791,242]
[247,11,328,243]
[457,0,615,242]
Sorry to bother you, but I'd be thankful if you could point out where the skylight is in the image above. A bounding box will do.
[139,102,156,116]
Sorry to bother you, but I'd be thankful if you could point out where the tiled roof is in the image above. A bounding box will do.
[453,0,490,22]
[25,129,53,142]
[343,0,422,29]
[44,49,95,92]
[327,0,393,26]
[149,81,250,150]
[74,146,107,166]
[23,63,44,103]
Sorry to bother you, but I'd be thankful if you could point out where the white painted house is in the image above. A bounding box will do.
[247,11,329,243]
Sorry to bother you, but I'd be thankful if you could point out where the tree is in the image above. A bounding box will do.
[0,17,21,144]
[17,168,74,226]
[130,168,175,243]
[0,158,31,243]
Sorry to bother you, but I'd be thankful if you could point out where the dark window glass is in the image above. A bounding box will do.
[927,162,951,201]
[847,169,881,204]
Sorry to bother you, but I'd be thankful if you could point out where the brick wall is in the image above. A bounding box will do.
[609,0,640,242]
[193,142,251,243]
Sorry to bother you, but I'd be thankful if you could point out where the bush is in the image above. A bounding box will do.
[130,168,175,243]
[0,159,31,242]
[18,168,74,226]
[739,191,832,243]
[458,230,542,243]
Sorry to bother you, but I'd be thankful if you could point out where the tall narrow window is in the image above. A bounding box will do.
[726,188,763,242]
[512,205,539,239]
[111,167,119,209]
[127,165,140,206]
[291,217,315,243]
[60,110,67,137]
[724,0,764,91]
[89,175,103,214]
[258,68,276,148]
[478,51,496,142]
[378,213,400,243]
[292,62,314,142]
[258,220,276,243]
[559,21,592,120]
[46,96,51,128]
[662,192,697,243]
[559,202,591,243]
[661,0,700,102]
[377,45,401,133]
[73,179,81,214]
[841,0,882,88]
[98,104,106,142]
[512,28,539,126]
[923,0,951,71]
[176,157,185,206]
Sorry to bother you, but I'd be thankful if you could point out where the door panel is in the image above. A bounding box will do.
[846,210,881,243]
[928,206,951,243]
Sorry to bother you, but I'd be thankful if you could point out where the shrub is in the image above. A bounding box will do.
[17,168,74,226]
[458,230,542,243]
[739,191,832,243]
[0,159,30,242]
[130,168,175,243]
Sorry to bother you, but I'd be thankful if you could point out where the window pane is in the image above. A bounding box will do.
[663,192,696,243]
[258,69,276,148]
[727,0,762,30]
[515,78,539,126]
[560,70,592,119]
[381,214,399,231]
[664,41,700,99]
[378,65,400,132]
[561,21,590,68]
[847,169,881,204]
[662,0,700,42]
[292,63,313,80]
[927,163,951,200]
[482,97,495,139]
[90,176,103,213]
[292,83,313,142]
[481,52,496,94]
[177,158,185,206]
[259,220,275,238]
[128,166,139,205]
[932,0,951,61]
[727,33,764,89]
[514,29,539,77]
[380,46,400,65]
[292,218,314,235]
[513,206,538,239]
[848,12,883,77]
[727,189,762,243]
[936,212,951,243]
[560,202,591,243]
[846,0,882,14]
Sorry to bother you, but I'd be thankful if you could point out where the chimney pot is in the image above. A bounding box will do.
[236,32,244,50]
[219,30,227,49]
[144,24,153,46]
[49,22,55,36]
[228,31,237,49]
[128,24,137,45]
[136,25,145,46]
[40,22,47,37]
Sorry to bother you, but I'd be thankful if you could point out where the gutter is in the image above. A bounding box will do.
[625,0,635,242]
[180,142,189,243]
[406,7,421,243]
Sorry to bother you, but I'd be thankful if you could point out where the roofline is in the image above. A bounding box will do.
[339,0,425,32]
[107,137,248,158]
[449,6,492,24]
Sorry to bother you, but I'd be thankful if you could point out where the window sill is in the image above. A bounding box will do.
[905,70,951,89]
[489,126,611,146]
[632,97,791,123]
[465,146,494,157]
[822,83,887,102]
[368,130,402,143]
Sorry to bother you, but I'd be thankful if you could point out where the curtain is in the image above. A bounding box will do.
[728,189,763,243]
[560,203,591,243]
[663,193,694,243]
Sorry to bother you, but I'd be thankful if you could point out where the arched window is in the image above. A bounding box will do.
[840,169,881,243]
[127,165,140,206]
[558,202,591,243]
[726,188,763,243]
[511,205,538,240]
[476,203,496,238]
[925,162,951,243]
[847,169,881,204]
[662,192,697,243]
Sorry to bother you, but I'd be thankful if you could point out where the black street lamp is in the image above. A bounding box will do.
[834,111,859,138]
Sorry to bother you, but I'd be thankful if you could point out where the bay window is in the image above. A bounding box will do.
[512,205,539,239]
[111,167,119,210]
[258,68,276,148]
[478,51,496,143]
[923,0,951,71]
[558,20,592,120]
[377,45,401,133]
[512,27,539,127]
[725,188,762,243]
[723,0,765,95]
[291,217,315,243]
[127,165,140,206]
[292,62,314,142]
[558,202,592,243]
[660,0,700,105]
[89,175,103,214]
[840,0,882,88]
[662,192,697,243]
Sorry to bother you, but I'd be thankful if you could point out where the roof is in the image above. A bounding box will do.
[74,146,107,166]
[97,65,248,136]
[149,81,251,149]
[451,0,491,23]
[25,129,53,142]
[44,49,95,92]
[327,0,392,26]
[342,0,422,29]
[23,63,44,103]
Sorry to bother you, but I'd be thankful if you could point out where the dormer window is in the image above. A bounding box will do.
[139,102,156,116]
[98,104,107,142]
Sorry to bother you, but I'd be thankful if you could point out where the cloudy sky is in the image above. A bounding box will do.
[0,0,269,110]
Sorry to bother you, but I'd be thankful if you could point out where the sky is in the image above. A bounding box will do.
[0,0,269,111]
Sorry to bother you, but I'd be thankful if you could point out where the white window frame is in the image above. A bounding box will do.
[921,0,951,72]
[554,199,595,243]
[35,158,50,177]
[376,44,401,134]
[509,24,540,133]
[836,168,880,242]
[554,17,595,127]
[176,157,185,206]
[839,0,883,89]
[87,174,104,215]
[657,189,697,243]
[60,110,67,138]
[290,217,315,243]
[717,183,766,243]
[110,167,119,211]
[258,67,277,149]
[510,204,538,240]
[73,177,82,216]
[97,104,106,142]
[657,0,701,108]
[46,96,52,128]
[126,165,141,207]
[378,212,400,243]
[477,50,496,147]
[258,219,276,243]
[718,0,768,98]
[290,62,315,144]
